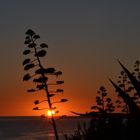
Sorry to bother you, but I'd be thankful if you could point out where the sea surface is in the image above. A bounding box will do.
[0,116,91,140]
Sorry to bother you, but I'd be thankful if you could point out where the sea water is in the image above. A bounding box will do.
[0,116,91,140]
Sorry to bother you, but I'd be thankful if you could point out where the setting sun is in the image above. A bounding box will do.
[46,110,55,117]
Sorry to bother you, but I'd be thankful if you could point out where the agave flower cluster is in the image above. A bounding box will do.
[110,60,140,116]
[68,61,140,140]
[91,86,115,114]
[23,30,63,90]
[23,29,64,102]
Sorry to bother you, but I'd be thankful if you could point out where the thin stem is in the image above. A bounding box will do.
[31,37,59,140]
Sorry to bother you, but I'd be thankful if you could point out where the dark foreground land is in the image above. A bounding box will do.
[64,113,140,140]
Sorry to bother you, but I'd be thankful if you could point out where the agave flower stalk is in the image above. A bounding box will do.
[22,29,67,140]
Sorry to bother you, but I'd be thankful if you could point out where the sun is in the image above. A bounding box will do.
[46,110,55,117]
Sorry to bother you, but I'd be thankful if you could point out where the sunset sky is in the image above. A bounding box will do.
[0,0,140,116]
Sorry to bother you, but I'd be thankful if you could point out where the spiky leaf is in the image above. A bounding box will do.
[109,79,140,115]
[118,60,140,97]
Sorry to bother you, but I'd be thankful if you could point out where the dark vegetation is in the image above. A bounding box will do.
[65,60,140,140]
[22,29,140,140]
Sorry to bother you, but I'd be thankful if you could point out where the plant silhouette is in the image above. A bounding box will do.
[115,70,130,113]
[115,60,140,114]
[22,29,68,140]
[68,60,140,140]
[91,86,115,115]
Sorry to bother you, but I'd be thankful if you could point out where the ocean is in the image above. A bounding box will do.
[0,116,91,140]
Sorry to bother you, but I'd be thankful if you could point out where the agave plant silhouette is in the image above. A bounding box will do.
[22,29,68,140]
[115,70,130,114]
[109,60,140,116]
[91,86,115,115]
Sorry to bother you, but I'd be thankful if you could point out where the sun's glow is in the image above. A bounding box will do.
[46,110,55,117]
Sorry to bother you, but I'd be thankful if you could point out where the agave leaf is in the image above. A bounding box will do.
[109,79,140,115]
[40,43,48,48]
[35,50,46,57]
[118,60,140,97]
[22,59,31,66]
[25,29,35,36]
[24,63,35,71]
[23,74,31,81]
[23,50,31,55]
